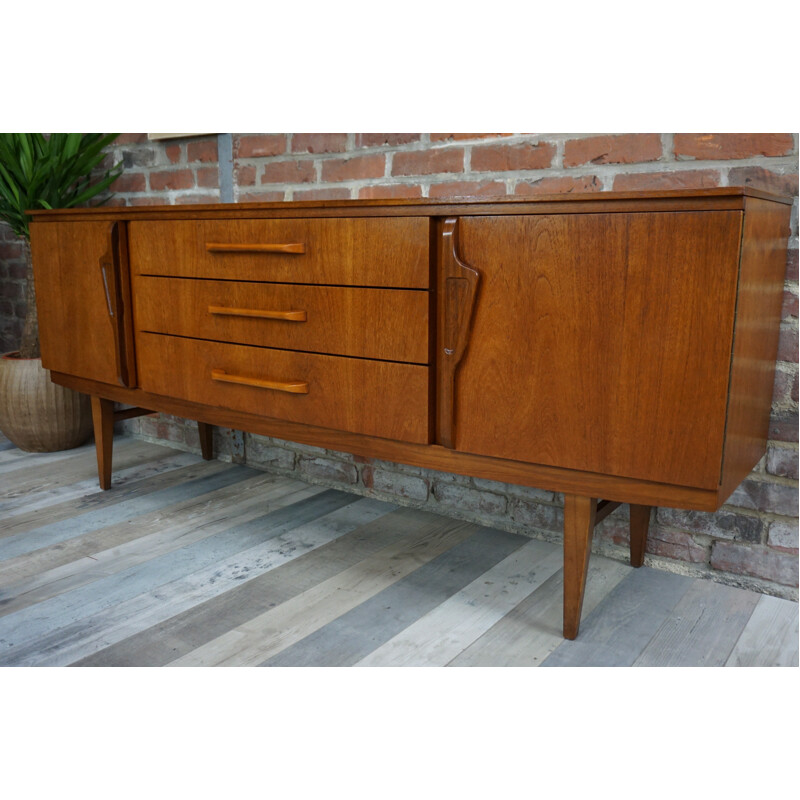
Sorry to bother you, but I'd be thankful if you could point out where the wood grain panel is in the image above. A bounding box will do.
[136,333,430,443]
[450,212,743,489]
[129,217,430,287]
[30,221,135,386]
[718,197,792,504]
[133,276,429,363]
[49,370,721,510]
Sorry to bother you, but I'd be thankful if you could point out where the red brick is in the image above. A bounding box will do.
[727,167,798,197]
[711,541,798,585]
[292,188,352,201]
[767,522,799,553]
[355,133,421,148]
[174,193,220,205]
[430,133,510,142]
[115,133,148,145]
[260,160,316,184]
[361,466,429,501]
[428,180,506,198]
[471,141,555,172]
[647,527,708,563]
[782,289,798,321]
[165,144,182,164]
[235,164,256,186]
[674,133,794,160]
[111,173,146,193]
[769,410,798,442]
[128,196,168,206]
[149,169,194,191]
[787,249,798,282]
[515,175,603,195]
[196,167,219,188]
[613,169,721,191]
[358,184,423,199]
[658,507,763,543]
[510,498,562,532]
[564,134,662,167]
[235,134,287,159]
[291,133,348,154]
[299,457,357,485]
[321,154,385,182]
[728,478,798,516]
[237,191,285,203]
[434,481,507,516]
[392,148,465,176]
[777,326,798,362]
[766,445,798,480]
[187,139,218,163]
[771,367,798,406]
[0,242,23,259]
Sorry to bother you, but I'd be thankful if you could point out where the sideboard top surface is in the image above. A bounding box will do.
[27,186,792,223]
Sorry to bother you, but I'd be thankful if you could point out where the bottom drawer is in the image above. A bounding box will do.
[137,333,430,443]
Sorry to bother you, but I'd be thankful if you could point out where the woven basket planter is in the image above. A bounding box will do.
[0,352,92,452]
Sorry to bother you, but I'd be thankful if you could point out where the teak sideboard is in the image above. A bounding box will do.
[28,188,792,639]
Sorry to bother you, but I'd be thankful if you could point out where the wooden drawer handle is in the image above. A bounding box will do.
[211,368,309,394]
[205,242,306,254]
[208,305,307,322]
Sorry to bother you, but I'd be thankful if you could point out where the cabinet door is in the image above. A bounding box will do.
[442,212,743,489]
[30,220,136,387]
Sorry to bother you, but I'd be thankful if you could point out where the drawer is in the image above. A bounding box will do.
[129,217,430,287]
[137,333,430,443]
[133,276,429,364]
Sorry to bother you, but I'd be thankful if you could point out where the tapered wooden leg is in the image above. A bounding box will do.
[90,396,115,490]
[198,421,214,461]
[563,494,598,640]
[629,504,652,568]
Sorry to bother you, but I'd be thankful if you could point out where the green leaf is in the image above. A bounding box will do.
[0,132,122,239]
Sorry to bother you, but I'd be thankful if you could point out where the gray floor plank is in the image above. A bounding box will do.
[75,498,400,666]
[633,580,760,667]
[0,464,253,562]
[0,435,794,668]
[0,454,220,535]
[0,439,165,512]
[262,526,529,667]
[725,594,799,667]
[450,555,631,667]
[0,460,231,584]
[0,441,94,471]
[168,515,475,667]
[1,449,201,528]
[541,567,693,667]
[0,475,312,616]
[16,494,382,667]
[356,539,562,667]
[0,488,354,663]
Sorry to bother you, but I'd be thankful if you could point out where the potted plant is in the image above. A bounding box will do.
[0,133,122,451]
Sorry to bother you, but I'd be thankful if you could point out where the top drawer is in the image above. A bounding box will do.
[129,217,430,288]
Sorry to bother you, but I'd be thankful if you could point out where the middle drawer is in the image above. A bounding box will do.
[133,276,429,364]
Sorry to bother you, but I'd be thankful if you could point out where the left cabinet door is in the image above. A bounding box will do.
[30,220,137,387]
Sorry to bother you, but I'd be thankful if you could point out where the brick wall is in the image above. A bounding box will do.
[1,132,797,597]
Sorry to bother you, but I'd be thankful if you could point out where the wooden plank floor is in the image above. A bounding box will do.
[0,434,797,667]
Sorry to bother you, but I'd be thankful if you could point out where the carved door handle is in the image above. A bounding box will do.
[438,217,480,449]
[99,221,135,388]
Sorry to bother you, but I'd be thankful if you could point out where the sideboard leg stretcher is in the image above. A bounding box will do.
[561,496,652,637]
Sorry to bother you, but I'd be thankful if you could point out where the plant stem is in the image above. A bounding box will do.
[19,238,40,359]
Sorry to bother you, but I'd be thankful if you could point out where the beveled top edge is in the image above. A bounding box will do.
[26,185,793,220]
